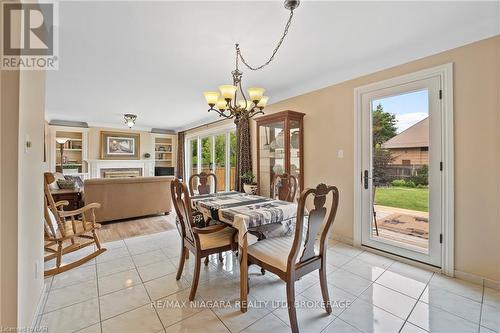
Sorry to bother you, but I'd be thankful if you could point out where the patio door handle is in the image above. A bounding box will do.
[363,170,370,189]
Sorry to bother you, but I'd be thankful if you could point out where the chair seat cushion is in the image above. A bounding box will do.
[248,236,297,272]
[199,227,234,250]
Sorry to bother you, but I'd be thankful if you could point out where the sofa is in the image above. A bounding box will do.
[83,176,174,223]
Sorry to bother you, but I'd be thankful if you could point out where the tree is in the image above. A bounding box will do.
[372,103,397,147]
[372,104,397,185]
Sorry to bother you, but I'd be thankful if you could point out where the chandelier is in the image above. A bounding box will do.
[124,114,137,128]
[203,0,300,124]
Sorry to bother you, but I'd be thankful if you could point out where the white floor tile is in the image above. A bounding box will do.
[137,260,178,282]
[44,280,98,313]
[212,295,270,333]
[98,268,142,295]
[322,318,364,333]
[355,252,395,269]
[400,322,427,333]
[97,256,135,277]
[420,285,482,323]
[339,298,404,333]
[342,259,385,282]
[164,309,229,333]
[428,273,483,302]
[101,304,163,333]
[301,282,356,316]
[359,283,417,320]
[376,270,426,299]
[99,284,151,320]
[328,268,372,296]
[481,303,500,332]
[387,261,434,284]
[40,298,99,333]
[272,295,335,333]
[484,287,500,308]
[329,243,364,258]
[51,264,97,290]
[408,301,479,333]
[325,250,353,267]
[75,323,101,333]
[132,249,169,268]
[143,273,191,301]
[240,313,291,333]
[154,289,205,328]
[96,246,130,264]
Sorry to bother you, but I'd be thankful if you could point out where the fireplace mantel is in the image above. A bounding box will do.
[86,159,155,178]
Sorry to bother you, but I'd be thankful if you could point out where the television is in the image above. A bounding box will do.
[155,167,175,176]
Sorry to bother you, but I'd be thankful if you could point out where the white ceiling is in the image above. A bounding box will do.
[46,1,500,131]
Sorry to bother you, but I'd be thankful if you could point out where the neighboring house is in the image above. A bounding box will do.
[382,117,429,177]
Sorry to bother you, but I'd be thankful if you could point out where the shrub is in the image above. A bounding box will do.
[391,179,406,187]
[410,165,429,186]
[416,184,428,189]
[404,180,416,188]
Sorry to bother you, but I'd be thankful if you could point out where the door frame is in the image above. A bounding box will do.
[353,63,454,276]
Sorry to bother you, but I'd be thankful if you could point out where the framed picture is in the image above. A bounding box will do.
[101,131,140,160]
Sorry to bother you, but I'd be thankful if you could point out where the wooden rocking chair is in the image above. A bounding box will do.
[43,172,106,276]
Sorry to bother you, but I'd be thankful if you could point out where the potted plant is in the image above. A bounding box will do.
[241,171,258,194]
[62,164,80,175]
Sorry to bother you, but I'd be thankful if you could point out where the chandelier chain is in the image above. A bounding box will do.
[236,9,294,71]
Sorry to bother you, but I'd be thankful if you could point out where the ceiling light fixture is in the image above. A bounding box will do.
[203,0,300,124]
[124,114,137,128]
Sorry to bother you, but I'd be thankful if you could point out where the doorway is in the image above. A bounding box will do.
[354,64,454,271]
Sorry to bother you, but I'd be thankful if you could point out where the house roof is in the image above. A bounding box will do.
[382,117,429,149]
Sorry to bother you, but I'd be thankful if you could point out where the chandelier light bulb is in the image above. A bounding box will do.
[219,85,237,100]
[203,91,219,106]
[248,87,265,103]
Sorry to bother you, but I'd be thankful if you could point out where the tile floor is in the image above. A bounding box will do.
[38,229,500,333]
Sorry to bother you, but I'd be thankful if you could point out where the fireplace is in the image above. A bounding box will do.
[101,168,142,178]
[86,159,155,178]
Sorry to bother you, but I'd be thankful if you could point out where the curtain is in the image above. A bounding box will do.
[236,114,252,191]
[176,131,185,180]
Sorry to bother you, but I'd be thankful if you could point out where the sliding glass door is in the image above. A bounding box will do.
[187,128,236,192]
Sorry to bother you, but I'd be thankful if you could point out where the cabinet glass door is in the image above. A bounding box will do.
[258,121,285,197]
[289,119,301,195]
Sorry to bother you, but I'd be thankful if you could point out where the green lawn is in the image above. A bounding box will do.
[375,187,429,212]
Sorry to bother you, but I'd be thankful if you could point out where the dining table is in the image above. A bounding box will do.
[190,191,298,312]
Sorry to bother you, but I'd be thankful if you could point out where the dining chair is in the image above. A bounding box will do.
[188,172,217,196]
[187,172,223,264]
[43,172,106,276]
[271,173,298,202]
[171,178,237,301]
[247,183,339,333]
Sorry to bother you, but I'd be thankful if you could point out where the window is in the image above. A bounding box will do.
[186,128,236,192]
[402,159,411,166]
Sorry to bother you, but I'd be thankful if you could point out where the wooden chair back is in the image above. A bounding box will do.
[188,172,217,196]
[272,173,298,202]
[44,172,66,238]
[171,178,196,245]
[288,183,339,268]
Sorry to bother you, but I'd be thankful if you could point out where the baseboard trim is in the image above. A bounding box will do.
[455,269,500,291]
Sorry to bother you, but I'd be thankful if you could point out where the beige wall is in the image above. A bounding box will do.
[0,51,46,330]
[1,63,21,329]
[249,36,500,282]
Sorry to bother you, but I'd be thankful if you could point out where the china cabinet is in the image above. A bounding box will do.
[255,110,305,198]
